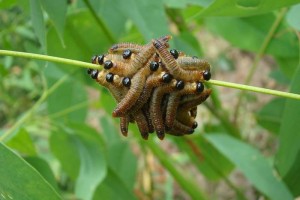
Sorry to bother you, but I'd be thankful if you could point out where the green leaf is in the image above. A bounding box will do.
[144,139,207,200]
[0,143,62,200]
[49,126,80,181]
[269,69,291,85]
[206,134,293,200]
[256,98,285,135]
[25,156,59,193]
[286,4,300,31]
[47,10,112,61]
[111,0,169,40]
[45,64,88,122]
[275,56,299,79]
[174,136,233,180]
[72,123,107,200]
[90,0,127,38]
[50,123,107,200]
[99,116,121,144]
[40,0,67,45]
[93,168,137,200]
[107,142,137,189]
[199,0,300,17]
[205,14,299,58]
[6,128,37,156]
[164,0,213,8]
[98,88,116,115]
[30,0,46,51]
[276,65,300,196]
[173,32,203,57]
[0,0,16,8]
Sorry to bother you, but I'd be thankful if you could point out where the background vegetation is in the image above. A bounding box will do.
[1,0,300,199]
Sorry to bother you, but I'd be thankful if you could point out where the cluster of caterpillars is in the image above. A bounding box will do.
[88,35,212,140]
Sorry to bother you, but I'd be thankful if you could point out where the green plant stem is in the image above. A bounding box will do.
[184,137,247,200]
[0,50,100,69]
[1,49,300,101]
[205,103,240,138]
[233,8,288,122]
[0,74,69,142]
[209,79,300,100]
[143,140,207,200]
[82,0,116,44]
[48,100,91,119]
[165,8,189,32]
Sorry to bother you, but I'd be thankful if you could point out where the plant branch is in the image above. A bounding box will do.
[0,49,101,70]
[184,137,247,200]
[233,8,288,122]
[82,0,116,44]
[1,49,300,101]
[205,102,240,138]
[0,73,70,142]
[209,79,300,100]
[143,140,207,200]
[48,100,91,119]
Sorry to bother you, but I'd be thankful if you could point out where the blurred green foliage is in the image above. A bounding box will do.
[1,0,300,199]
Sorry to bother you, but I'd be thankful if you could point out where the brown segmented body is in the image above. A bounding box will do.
[153,39,206,82]
[149,80,177,139]
[168,119,194,136]
[112,68,148,117]
[177,56,210,71]
[165,82,199,129]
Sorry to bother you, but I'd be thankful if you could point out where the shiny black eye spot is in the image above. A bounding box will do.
[203,70,211,81]
[91,55,97,64]
[122,49,132,59]
[196,82,204,93]
[122,77,131,87]
[170,49,179,59]
[192,122,198,129]
[150,61,159,71]
[87,68,93,74]
[90,70,99,79]
[162,73,173,83]
[104,60,113,69]
[106,73,114,82]
[187,128,194,134]
[97,55,104,65]
[175,80,184,90]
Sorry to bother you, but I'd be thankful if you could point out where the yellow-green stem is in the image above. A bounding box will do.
[209,79,300,100]
[0,50,101,70]
[0,73,69,142]
[1,49,300,101]
[233,8,288,122]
